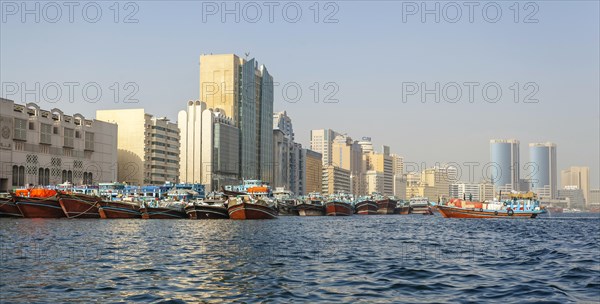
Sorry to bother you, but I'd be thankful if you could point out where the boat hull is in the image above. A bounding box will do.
[376,199,396,214]
[355,200,378,215]
[141,207,187,219]
[0,198,22,217]
[277,203,299,216]
[58,195,101,218]
[296,204,325,216]
[395,206,410,215]
[14,196,65,218]
[228,202,277,219]
[98,201,141,219]
[325,201,353,216]
[185,205,229,219]
[437,205,540,219]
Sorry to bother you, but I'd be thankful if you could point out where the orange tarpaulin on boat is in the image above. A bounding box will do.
[15,189,57,198]
[247,187,268,193]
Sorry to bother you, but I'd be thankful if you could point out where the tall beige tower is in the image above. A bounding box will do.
[561,166,590,204]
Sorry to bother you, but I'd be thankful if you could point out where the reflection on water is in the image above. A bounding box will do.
[1,215,599,303]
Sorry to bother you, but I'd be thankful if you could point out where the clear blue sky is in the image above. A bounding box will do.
[1,1,598,187]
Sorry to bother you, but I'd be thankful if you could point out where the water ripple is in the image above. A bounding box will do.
[1,214,599,303]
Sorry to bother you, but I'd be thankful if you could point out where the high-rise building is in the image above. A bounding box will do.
[273,111,294,190]
[178,100,205,184]
[529,142,557,199]
[199,54,273,183]
[391,154,404,176]
[1,99,117,191]
[365,170,384,194]
[303,150,322,194]
[310,129,341,166]
[560,166,590,205]
[178,100,240,190]
[201,108,240,191]
[558,186,586,210]
[96,109,179,185]
[393,174,407,199]
[331,135,364,195]
[490,139,520,194]
[372,145,394,196]
[322,165,351,195]
[421,166,452,200]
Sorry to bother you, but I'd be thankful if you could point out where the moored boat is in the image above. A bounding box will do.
[376,198,396,214]
[273,187,299,216]
[0,196,22,217]
[325,194,354,216]
[395,201,410,215]
[409,197,431,214]
[438,192,544,219]
[227,195,277,219]
[13,189,65,218]
[355,200,378,215]
[186,192,229,219]
[98,200,141,219]
[58,193,102,218]
[186,203,229,219]
[296,193,325,216]
[141,201,187,219]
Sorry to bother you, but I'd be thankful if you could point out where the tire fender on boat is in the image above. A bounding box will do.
[494,211,498,216]
[507,209,514,216]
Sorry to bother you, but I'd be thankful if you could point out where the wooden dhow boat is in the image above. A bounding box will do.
[13,189,65,218]
[296,193,325,216]
[355,199,378,215]
[438,192,544,219]
[0,196,22,217]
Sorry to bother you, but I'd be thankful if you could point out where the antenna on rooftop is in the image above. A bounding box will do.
[245,52,250,59]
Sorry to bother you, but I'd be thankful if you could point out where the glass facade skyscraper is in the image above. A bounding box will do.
[489,139,520,193]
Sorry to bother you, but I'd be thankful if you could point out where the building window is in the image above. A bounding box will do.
[12,165,25,187]
[28,122,35,130]
[85,132,94,150]
[13,118,27,141]
[75,131,81,139]
[83,172,93,184]
[53,126,59,134]
[40,123,52,145]
[64,128,74,147]
[61,170,73,183]
[38,168,50,185]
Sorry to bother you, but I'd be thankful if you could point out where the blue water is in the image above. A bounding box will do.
[1,214,599,303]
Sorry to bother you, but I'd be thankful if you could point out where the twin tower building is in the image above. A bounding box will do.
[179,54,274,190]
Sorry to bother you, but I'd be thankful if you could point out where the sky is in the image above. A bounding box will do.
[1,1,599,187]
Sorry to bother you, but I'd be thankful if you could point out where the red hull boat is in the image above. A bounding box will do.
[14,195,65,218]
[325,201,353,216]
[437,205,540,219]
[98,201,141,219]
[0,197,22,217]
[376,199,396,214]
[228,202,277,219]
[185,204,229,219]
[355,200,378,215]
[58,194,102,218]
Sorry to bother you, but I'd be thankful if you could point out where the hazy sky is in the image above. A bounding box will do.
[1,1,598,187]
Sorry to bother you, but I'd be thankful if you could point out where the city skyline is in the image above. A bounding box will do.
[1,2,598,187]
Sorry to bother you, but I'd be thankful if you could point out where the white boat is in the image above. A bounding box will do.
[409,197,431,214]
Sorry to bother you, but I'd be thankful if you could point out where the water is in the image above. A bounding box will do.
[1,215,599,303]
